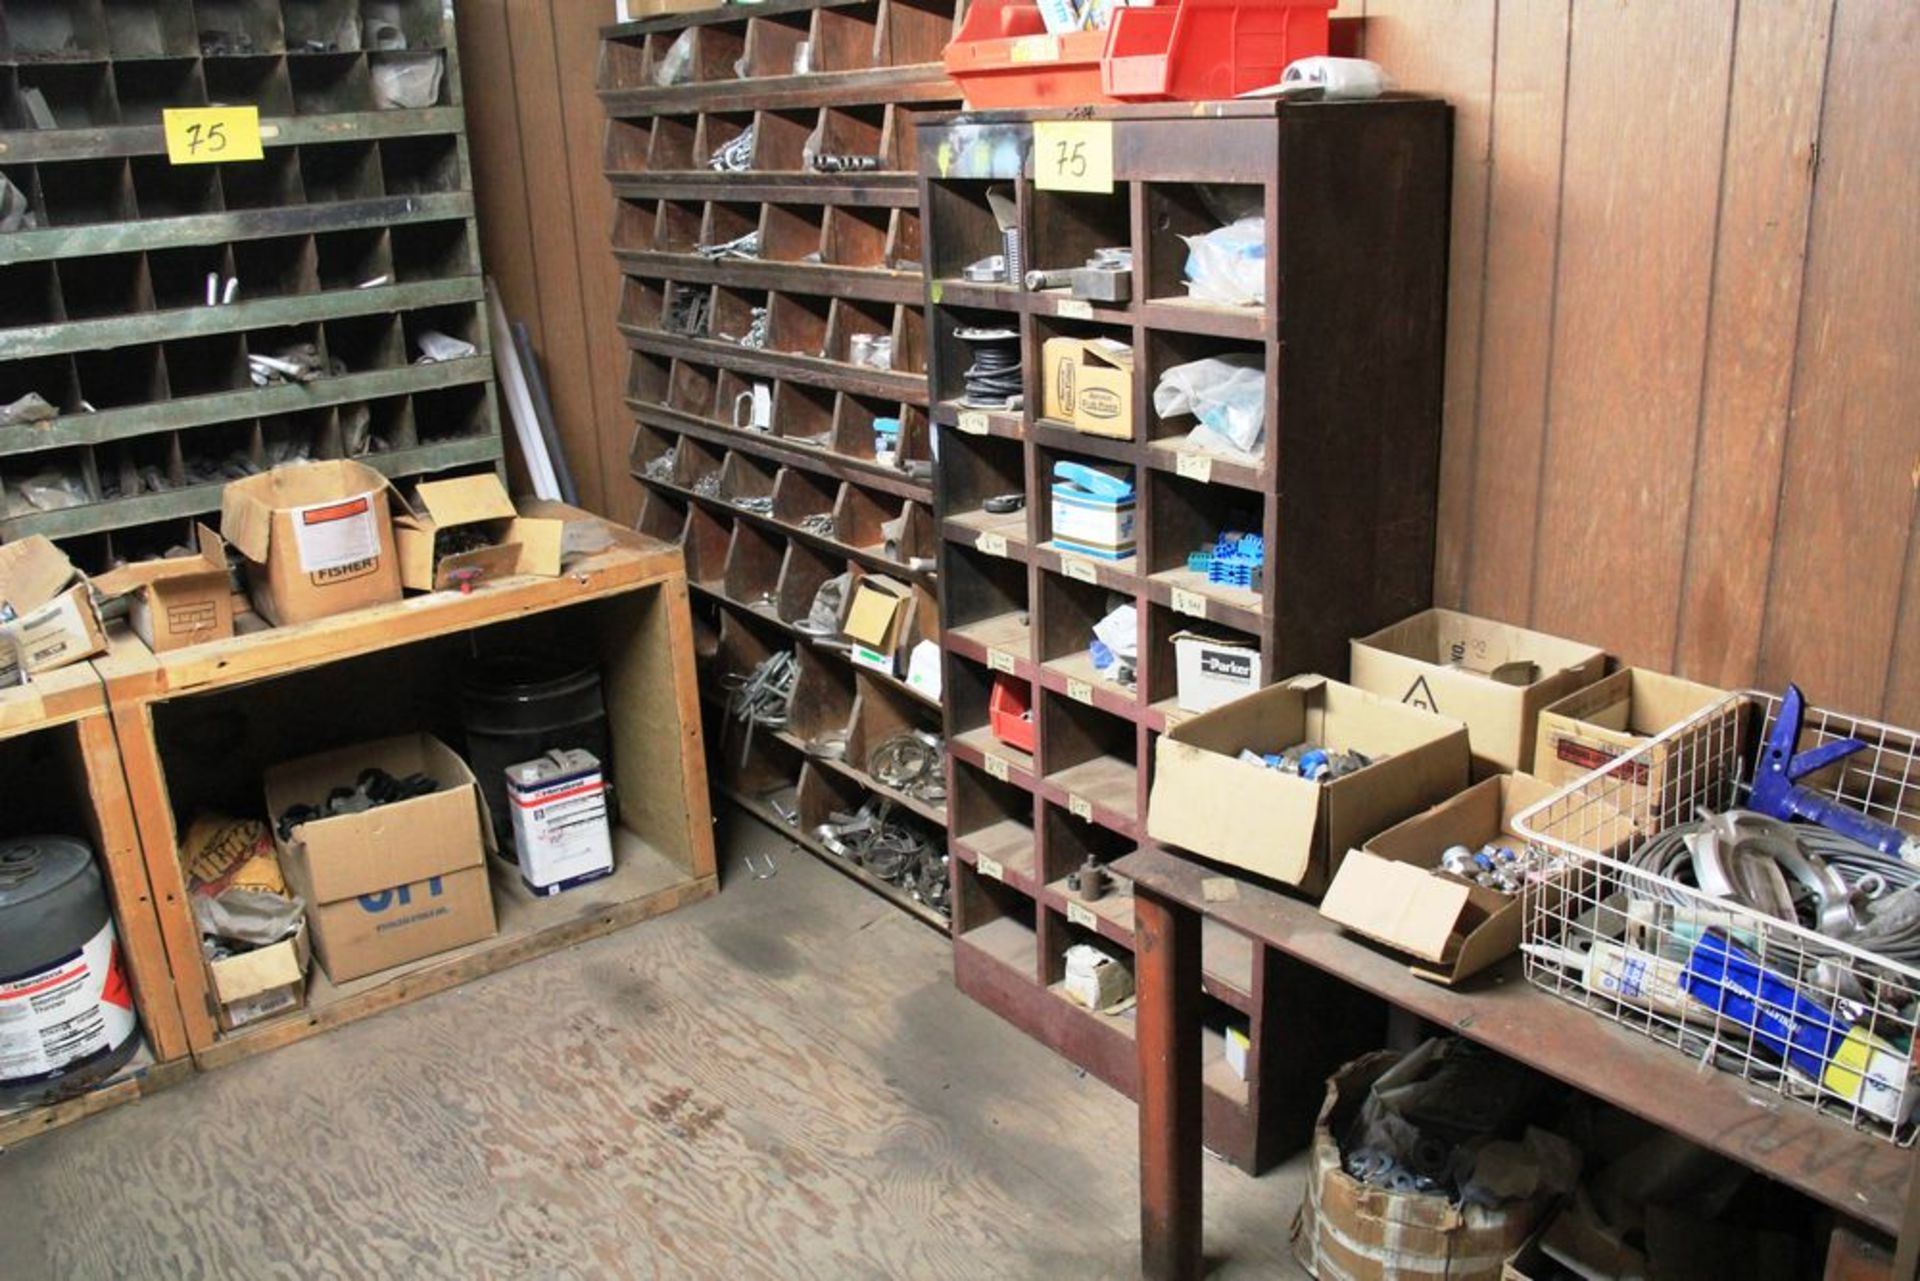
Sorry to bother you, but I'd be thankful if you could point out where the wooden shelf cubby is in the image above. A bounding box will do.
[0,0,503,567]
[921,102,1453,1171]
[598,0,959,923]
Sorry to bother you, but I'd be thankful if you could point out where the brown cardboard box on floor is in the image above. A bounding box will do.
[266,733,497,984]
[1147,675,1470,895]
[1350,609,1606,778]
[93,524,236,652]
[1320,774,1555,985]
[0,536,106,679]
[220,460,403,626]
[1532,666,1730,794]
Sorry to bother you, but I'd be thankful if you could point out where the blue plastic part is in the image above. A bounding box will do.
[1298,749,1330,781]
[1052,460,1134,501]
[1681,929,1849,1082]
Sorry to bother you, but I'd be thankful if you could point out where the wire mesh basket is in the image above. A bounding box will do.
[1514,689,1920,1145]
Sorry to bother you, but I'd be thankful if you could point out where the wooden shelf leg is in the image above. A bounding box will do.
[1136,883,1203,1281]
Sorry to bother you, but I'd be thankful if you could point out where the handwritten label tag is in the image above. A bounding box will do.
[978,855,1004,882]
[1069,794,1094,822]
[1033,120,1114,194]
[1057,299,1093,320]
[987,648,1016,674]
[1061,555,1098,584]
[1176,452,1213,483]
[984,754,1011,782]
[1171,587,1208,619]
[1009,34,1061,63]
[164,107,265,165]
[957,409,989,435]
[977,530,1008,558]
[1067,901,1098,930]
[1067,678,1094,706]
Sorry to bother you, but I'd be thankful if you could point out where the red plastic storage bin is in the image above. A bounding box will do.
[1102,0,1334,102]
[944,0,1125,108]
[988,674,1037,754]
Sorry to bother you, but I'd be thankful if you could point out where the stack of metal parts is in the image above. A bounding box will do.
[249,343,335,387]
[667,288,710,336]
[868,730,947,805]
[798,511,837,538]
[708,126,755,173]
[1441,842,1525,895]
[735,494,774,515]
[1238,743,1374,781]
[956,327,1022,408]
[723,650,797,765]
[1023,246,1134,304]
[692,471,722,497]
[723,307,769,350]
[814,798,949,917]
[641,450,676,483]
[794,573,851,637]
[697,230,761,261]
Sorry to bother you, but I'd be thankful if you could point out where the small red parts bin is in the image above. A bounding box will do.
[989,674,1037,754]
[944,0,1123,108]
[944,0,1335,109]
[1103,0,1334,102]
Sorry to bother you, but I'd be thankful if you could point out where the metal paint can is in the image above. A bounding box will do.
[0,836,140,1104]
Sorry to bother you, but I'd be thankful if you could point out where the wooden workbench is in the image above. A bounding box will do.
[100,526,718,1067]
[1115,846,1916,1280]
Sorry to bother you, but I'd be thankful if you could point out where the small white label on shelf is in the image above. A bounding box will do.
[988,648,1017,675]
[1171,587,1208,619]
[1061,556,1098,584]
[1067,901,1098,930]
[1058,299,1093,320]
[984,754,1011,782]
[1070,795,1095,822]
[977,531,1009,558]
[1176,452,1213,484]
[957,410,990,436]
[978,854,1005,882]
[1067,678,1094,706]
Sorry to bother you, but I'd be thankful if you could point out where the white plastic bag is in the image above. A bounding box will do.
[654,29,696,87]
[371,52,444,109]
[1154,354,1266,455]
[1182,216,1266,306]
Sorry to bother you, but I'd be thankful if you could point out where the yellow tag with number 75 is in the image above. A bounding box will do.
[164,107,266,165]
[1033,121,1113,194]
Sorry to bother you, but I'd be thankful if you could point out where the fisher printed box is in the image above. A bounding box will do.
[220,460,403,626]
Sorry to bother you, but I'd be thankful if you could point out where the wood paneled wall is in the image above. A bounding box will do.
[460,1,1919,721]
[457,0,641,525]
[1356,0,1920,724]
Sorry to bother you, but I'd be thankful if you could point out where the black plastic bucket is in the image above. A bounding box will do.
[460,653,613,856]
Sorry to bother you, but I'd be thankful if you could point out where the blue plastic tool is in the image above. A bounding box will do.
[1051,461,1134,501]
[1751,685,1920,862]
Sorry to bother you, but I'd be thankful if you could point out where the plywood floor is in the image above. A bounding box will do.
[0,809,1309,1279]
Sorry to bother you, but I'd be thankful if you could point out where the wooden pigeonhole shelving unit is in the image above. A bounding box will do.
[918,101,1453,1171]
[0,0,504,569]
[97,529,718,1070]
[596,0,962,927]
[0,663,192,1148]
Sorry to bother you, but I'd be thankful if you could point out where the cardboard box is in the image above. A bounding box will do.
[841,574,912,675]
[1350,609,1606,777]
[1532,667,1730,795]
[509,497,620,575]
[1320,774,1556,984]
[206,922,309,1032]
[1042,336,1135,439]
[1148,676,1470,894]
[93,524,235,653]
[393,474,527,592]
[0,536,106,678]
[1172,631,1262,713]
[266,733,497,984]
[220,460,403,626]
[1050,479,1136,560]
[1296,1051,1542,1281]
